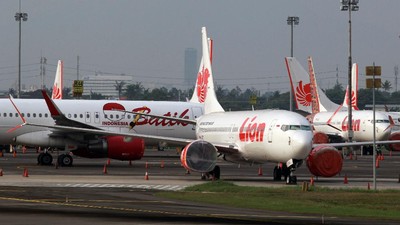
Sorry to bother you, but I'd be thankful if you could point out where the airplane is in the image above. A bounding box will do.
[52,60,63,99]
[286,56,393,143]
[16,27,315,184]
[285,56,395,177]
[1,47,218,166]
[309,59,400,154]
[288,57,400,151]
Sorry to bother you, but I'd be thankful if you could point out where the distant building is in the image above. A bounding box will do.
[184,48,198,88]
[82,73,134,99]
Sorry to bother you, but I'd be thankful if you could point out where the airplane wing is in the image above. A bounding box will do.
[23,121,240,155]
[41,90,101,130]
[313,139,400,148]
[24,122,193,146]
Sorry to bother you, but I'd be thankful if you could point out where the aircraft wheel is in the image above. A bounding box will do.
[286,175,297,185]
[206,165,220,180]
[58,154,73,167]
[37,153,44,165]
[213,165,220,180]
[41,153,53,166]
[273,166,282,181]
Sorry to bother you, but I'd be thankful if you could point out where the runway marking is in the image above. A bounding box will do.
[56,183,187,191]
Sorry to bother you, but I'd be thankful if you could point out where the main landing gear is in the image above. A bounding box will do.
[201,165,221,180]
[37,149,73,167]
[57,154,73,167]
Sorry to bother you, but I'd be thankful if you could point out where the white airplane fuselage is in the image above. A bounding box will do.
[311,110,392,142]
[0,98,203,148]
[196,110,313,164]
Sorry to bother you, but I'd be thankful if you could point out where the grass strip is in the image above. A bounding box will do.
[157,180,400,220]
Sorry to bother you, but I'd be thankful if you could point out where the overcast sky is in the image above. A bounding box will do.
[1,0,399,93]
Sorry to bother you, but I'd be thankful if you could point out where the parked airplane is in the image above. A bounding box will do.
[288,57,400,151]
[17,27,315,184]
[285,56,394,177]
[1,54,214,166]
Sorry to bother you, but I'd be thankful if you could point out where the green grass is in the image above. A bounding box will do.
[156,180,400,220]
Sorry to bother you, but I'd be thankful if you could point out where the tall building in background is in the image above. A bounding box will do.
[82,73,133,99]
[184,48,197,88]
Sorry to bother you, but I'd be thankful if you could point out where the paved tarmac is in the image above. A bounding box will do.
[0,148,399,224]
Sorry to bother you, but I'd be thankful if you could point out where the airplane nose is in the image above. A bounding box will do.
[290,131,313,159]
[376,124,392,141]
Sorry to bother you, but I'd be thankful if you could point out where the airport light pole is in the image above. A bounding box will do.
[287,16,299,112]
[340,0,359,144]
[15,1,28,98]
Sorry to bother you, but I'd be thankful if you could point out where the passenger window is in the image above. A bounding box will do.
[33,113,36,118]
[9,113,13,117]
[3,113,6,117]
[80,114,83,118]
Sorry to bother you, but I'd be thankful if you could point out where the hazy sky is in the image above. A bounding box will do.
[1,0,399,93]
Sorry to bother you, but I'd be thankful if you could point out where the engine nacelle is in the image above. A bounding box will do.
[73,136,145,161]
[306,145,343,177]
[313,132,329,144]
[180,140,218,173]
[389,132,400,151]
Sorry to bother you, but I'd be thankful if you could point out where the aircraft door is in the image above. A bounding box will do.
[228,124,236,143]
[268,119,277,143]
[191,107,203,130]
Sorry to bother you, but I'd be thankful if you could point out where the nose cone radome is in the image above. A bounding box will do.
[291,131,313,159]
[376,124,392,141]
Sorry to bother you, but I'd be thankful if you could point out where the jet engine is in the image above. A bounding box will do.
[388,131,400,151]
[180,140,218,172]
[73,136,145,160]
[313,131,329,144]
[306,145,343,177]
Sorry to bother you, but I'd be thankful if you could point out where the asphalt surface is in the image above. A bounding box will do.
[0,148,399,224]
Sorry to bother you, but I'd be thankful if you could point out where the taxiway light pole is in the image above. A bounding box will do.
[15,0,28,98]
[366,63,382,191]
[340,0,359,145]
[287,16,299,112]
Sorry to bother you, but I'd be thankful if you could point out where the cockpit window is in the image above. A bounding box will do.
[372,119,390,124]
[281,124,311,131]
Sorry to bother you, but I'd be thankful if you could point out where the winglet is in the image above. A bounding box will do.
[42,90,62,117]
[7,95,26,133]
[9,94,25,124]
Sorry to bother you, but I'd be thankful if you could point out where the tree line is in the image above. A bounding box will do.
[10,80,400,112]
